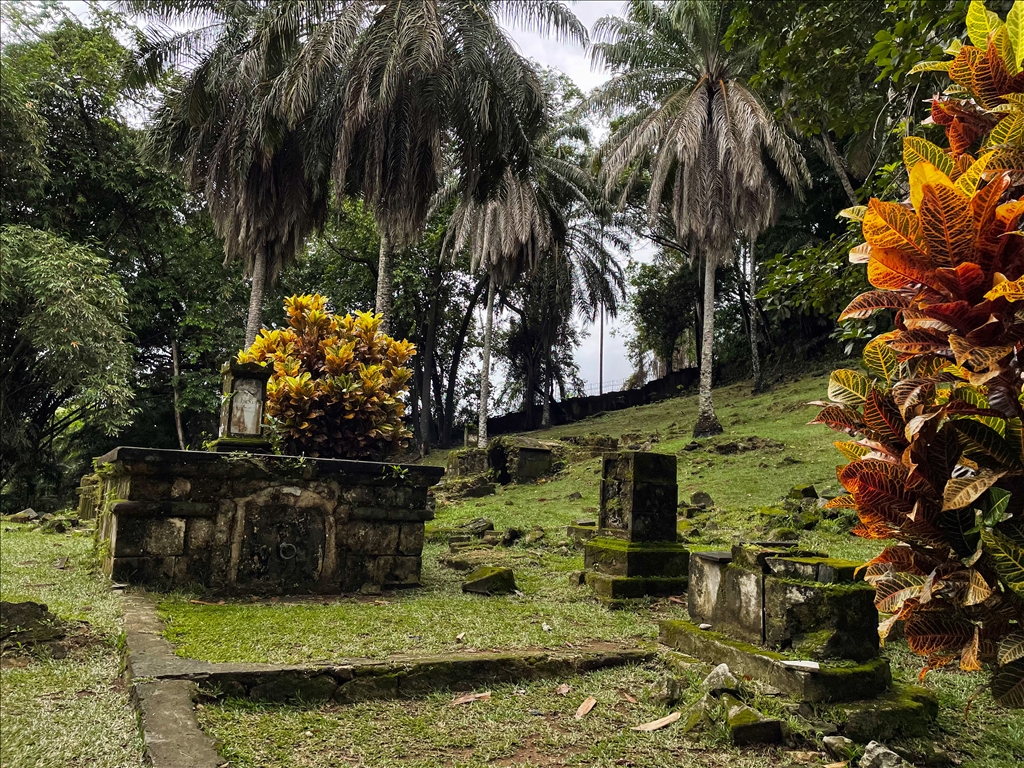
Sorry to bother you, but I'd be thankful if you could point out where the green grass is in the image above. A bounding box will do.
[160,542,675,663]
[0,524,145,768]
[198,662,798,768]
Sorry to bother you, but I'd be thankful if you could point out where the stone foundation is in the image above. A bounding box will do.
[93,447,443,594]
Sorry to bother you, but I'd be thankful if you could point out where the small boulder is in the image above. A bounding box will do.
[568,571,586,587]
[501,528,523,547]
[523,527,546,545]
[1,601,68,658]
[567,491,583,500]
[788,484,818,500]
[462,566,517,595]
[721,694,784,746]
[682,441,701,452]
[700,663,740,697]
[822,735,855,761]
[861,741,911,768]
[691,491,714,508]
[9,508,39,523]
[652,675,688,706]
[458,518,495,536]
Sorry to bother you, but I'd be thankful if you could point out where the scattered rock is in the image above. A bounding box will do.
[822,735,855,761]
[682,441,701,452]
[691,491,714,508]
[1,601,68,658]
[677,504,700,519]
[568,570,586,587]
[767,527,800,541]
[722,693,784,746]
[458,518,495,536]
[567,491,582,500]
[8,508,39,523]
[713,437,785,455]
[501,528,523,547]
[788,484,818,500]
[481,531,502,546]
[652,675,687,706]
[700,663,740,697]
[41,517,70,534]
[893,741,953,767]
[462,566,517,595]
[523,527,546,545]
[860,741,911,768]
[359,582,383,596]
[439,549,497,571]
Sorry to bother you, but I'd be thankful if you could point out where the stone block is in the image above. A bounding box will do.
[144,518,186,556]
[398,523,425,555]
[766,556,863,584]
[763,577,879,661]
[838,685,938,743]
[584,572,687,603]
[446,448,489,477]
[721,694,784,746]
[112,517,147,557]
[598,451,678,542]
[567,523,598,548]
[372,555,421,587]
[343,521,401,554]
[713,564,766,645]
[333,672,400,704]
[731,542,819,573]
[249,673,338,704]
[186,518,216,552]
[462,566,517,595]
[687,551,731,625]
[584,537,689,578]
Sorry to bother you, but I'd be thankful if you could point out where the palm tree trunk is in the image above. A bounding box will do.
[693,254,723,438]
[477,273,496,448]
[418,259,443,457]
[541,346,553,428]
[745,244,765,392]
[375,233,394,334]
[244,251,266,348]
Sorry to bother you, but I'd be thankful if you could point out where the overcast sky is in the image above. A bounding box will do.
[61,0,651,398]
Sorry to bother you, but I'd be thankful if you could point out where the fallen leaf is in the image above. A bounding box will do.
[631,711,681,732]
[554,684,571,696]
[620,692,638,704]
[451,692,491,706]
[668,596,685,605]
[825,763,850,768]
[455,632,466,643]
[786,752,822,764]
[575,696,598,719]
[188,599,225,606]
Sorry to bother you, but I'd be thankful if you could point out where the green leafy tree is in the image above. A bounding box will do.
[1,227,134,509]
[592,0,810,437]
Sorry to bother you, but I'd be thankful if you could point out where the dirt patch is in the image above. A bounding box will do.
[711,437,785,455]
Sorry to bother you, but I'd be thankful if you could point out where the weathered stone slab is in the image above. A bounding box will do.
[585,572,687,607]
[445,448,489,477]
[838,685,938,743]
[567,523,598,548]
[659,619,891,703]
[687,551,731,626]
[487,437,558,484]
[132,681,223,768]
[766,556,863,584]
[598,452,678,542]
[584,537,689,578]
[462,566,517,595]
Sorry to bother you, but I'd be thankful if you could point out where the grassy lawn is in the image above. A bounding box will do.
[198,662,800,768]
[160,541,671,663]
[0,524,145,768]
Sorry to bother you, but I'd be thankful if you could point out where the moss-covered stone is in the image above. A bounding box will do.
[584,572,687,605]
[461,566,517,595]
[721,693,784,746]
[248,673,338,703]
[837,684,938,743]
[445,448,489,477]
[584,537,689,578]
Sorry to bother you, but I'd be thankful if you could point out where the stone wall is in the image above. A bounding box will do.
[94,447,443,594]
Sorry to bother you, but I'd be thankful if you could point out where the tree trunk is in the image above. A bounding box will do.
[418,260,443,457]
[541,347,552,428]
[477,274,496,448]
[375,233,394,334]
[693,254,723,437]
[746,243,765,392]
[244,250,267,348]
[820,129,859,207]
[171,337,186,450]
[443,275,488,446]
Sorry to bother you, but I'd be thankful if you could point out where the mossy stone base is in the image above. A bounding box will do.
[462,566,517,595]
[584,537,690,578]
[837,684,938,743]
[766,555,864,584]
[721,693,784,746]
[764,578,879,662]
[585,572,686,607]
[567,524,598,548]
[658,618,891,703]
[207,436,273,454]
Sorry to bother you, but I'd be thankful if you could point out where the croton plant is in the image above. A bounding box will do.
[814,1,1024,706]
[238,294,415,460]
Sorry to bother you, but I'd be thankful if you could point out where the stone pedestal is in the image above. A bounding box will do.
[584,451,686,607]
[92,447,443,594]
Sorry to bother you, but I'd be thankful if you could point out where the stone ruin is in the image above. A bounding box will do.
[92,446,442,594]
[582,451,689,607]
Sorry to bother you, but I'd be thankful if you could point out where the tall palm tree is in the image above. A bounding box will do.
[591,0,809,436]
[125,1,352,346]
[294,0,587,333]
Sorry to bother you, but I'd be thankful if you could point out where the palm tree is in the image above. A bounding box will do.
[591,0,809,436]
[125,1,350,346]
[293,0,587,333]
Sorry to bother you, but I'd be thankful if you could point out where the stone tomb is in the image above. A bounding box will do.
[663,542,891,703]
[583,451,688,606]
[93,447,443,594]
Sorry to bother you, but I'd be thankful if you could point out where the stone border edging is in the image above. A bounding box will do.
[121,593,653,766]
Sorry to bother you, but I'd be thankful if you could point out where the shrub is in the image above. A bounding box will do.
[815,1,1024,707]
[238,295,415,460]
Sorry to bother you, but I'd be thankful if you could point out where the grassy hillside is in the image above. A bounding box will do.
[426,369,877,562]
